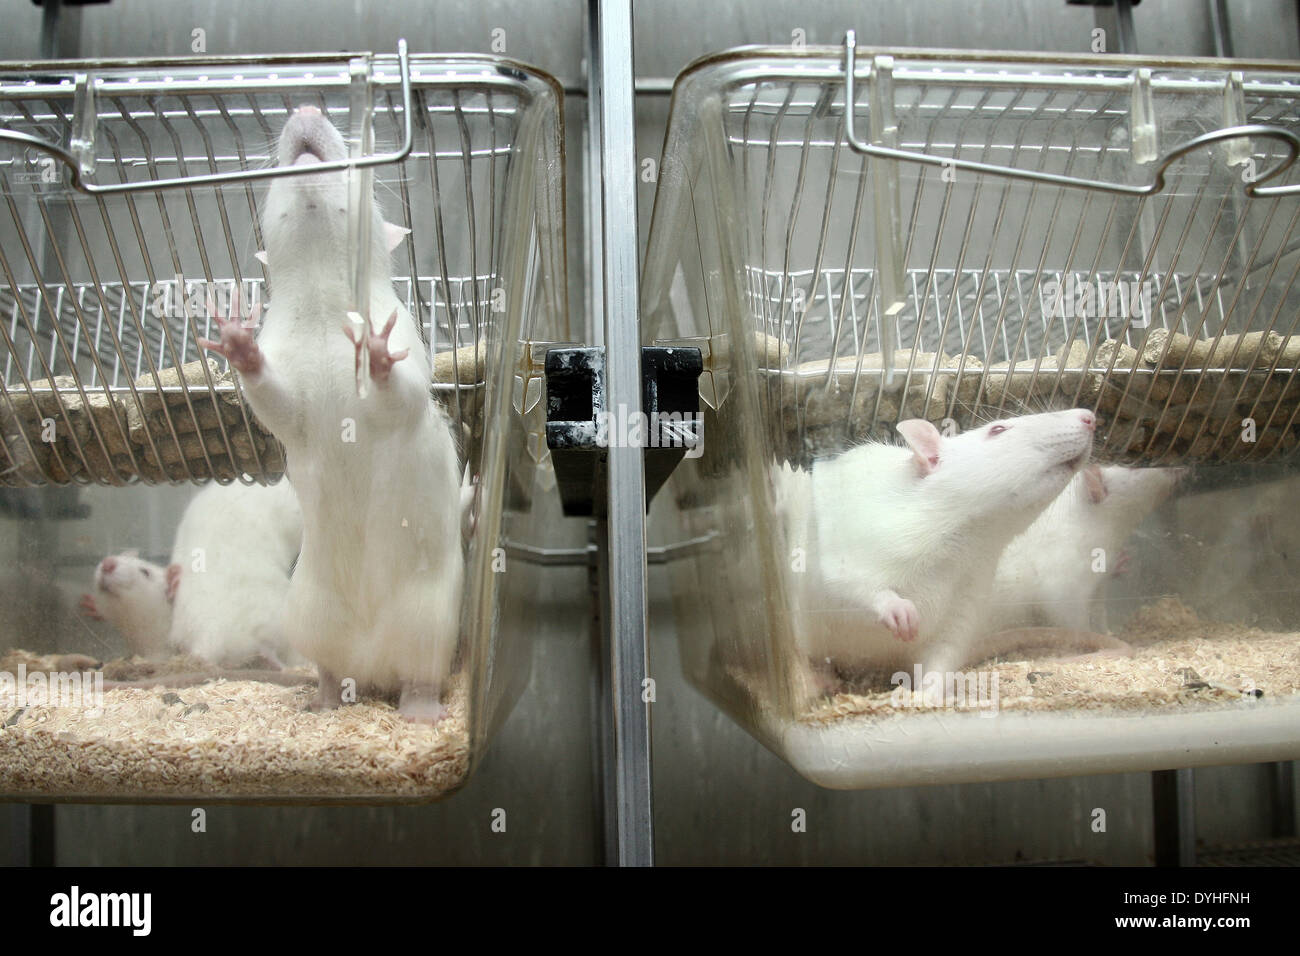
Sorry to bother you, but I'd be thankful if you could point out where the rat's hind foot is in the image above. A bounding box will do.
[199,291,264,377]
[343,308,409,386]
[308,667,344,712]
[398,681,447,725]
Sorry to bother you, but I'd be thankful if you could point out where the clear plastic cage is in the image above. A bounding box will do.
[643,44,1300,788]
[0,48,567,801]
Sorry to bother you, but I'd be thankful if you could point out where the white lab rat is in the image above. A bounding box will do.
[791,408,1096,678]
[81,480,304,667]
[167,479,304,668]
[202,105,463,722]
[990,463,1184,633]
[79,552,172,658]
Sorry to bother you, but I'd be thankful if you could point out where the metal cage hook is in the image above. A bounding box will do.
[842,30,1300,199]
[0,39,414,195]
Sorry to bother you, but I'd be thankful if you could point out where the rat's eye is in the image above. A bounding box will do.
[140,568,151,578]
[988,424,1009,437]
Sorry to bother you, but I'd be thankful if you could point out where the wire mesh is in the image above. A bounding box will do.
[0,56,565,486]
[646,50,1300,466]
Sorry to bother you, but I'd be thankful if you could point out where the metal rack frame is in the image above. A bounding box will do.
[586,0,653,868]
[9,0,1297,870]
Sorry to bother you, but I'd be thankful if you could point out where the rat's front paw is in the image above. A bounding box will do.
[78,593,102,620]
[344,308,409,386]
[199,292,263,377]
[1111,549,1131,577]
[880,596,919,643]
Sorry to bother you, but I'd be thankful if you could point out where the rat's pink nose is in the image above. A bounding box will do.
[1079,410,1096,432]
[101,556,117,574]
[296,104,321,116]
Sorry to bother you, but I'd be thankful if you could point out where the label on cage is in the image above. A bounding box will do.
[6,127,66,190]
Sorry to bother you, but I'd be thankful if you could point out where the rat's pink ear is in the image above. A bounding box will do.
[255,250,269,266]
[1082,464,1108,503]
[896,419,943,476]
[165,563,182,602]
[384,222,411,253]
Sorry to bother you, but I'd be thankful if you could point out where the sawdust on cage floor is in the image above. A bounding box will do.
[727,597,1300,727]
[0,652,470,800]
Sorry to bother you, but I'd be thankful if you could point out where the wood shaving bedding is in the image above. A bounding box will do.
[717,598,1300,726]
[0,651,469,801]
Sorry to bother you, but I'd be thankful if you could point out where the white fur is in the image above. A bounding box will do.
[791,409,1096,674]
[89,554,172,658]
[167,479,304,667]
[991,465,1183,632]
[244,107,463,697]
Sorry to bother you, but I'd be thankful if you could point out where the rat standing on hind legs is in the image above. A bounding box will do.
[202,104,463,723]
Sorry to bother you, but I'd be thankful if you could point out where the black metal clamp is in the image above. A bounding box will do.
[545,346,703,517]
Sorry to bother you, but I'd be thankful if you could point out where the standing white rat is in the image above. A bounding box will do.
[202,105,463,722]
[791,409,1096,678]
[80,480,303,667]
[990,463,1184,633]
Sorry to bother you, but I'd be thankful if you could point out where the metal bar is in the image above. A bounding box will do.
[564,78,676,97]
[705,64,1300,99]
[1115,0,1139,55]
[589,517,615,865]
[594,514,617,865]
[29,804,55,866]
[1210,0,1235,58]
[1152,768,1198,866]
[8,803,54,866]
[7,804,31,866]
[38,0,61,61]
[504,534,718,566]
[590,0,653,868]
[582,26,614,866]
[1272,761,1297,838]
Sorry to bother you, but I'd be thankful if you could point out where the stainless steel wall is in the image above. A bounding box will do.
[2,0,1297,866]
